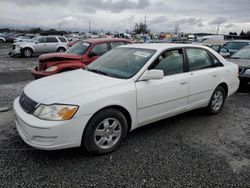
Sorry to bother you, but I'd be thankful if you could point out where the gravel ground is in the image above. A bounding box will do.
[0,43,249,187]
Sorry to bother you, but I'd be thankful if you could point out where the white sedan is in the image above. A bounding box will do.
[13,44,239,154]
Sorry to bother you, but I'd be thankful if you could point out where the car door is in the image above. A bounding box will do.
[185,48,224,109]
[46,37,59,52]
[85,43,109,64]
[136,49,189,125]
[34,37,48,53]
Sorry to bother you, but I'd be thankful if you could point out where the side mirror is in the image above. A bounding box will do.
[88,52,98,57]
[139,69,164,81]
[35,41,39,44]
[220,52,231,58]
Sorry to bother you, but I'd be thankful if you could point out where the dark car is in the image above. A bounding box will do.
[32,38,132,78]
[229,46,250,86]
[224,40,250,55]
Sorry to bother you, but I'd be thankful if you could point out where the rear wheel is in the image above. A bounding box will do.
[82,109,128,154]
[57,47,66,52]
[22,48,33,57]
[206,86,226,114]
[0,39,4,43]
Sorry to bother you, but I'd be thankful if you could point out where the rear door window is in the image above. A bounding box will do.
[47,37,58,43]
[186,48,213,71]
[58,37,67,42]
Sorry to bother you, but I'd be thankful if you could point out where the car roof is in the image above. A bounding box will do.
[83,38,131,44]
[118,43,209,51]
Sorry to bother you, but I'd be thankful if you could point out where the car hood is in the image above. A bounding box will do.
[23,69,125,103]
[229,58,250,68]
[39,52,81,63]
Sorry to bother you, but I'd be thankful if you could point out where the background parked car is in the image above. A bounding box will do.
[229,46,250,86]
[9,36,68,57]
[0,36,6,43]
[32,38,132,78]
[224,40,250,55]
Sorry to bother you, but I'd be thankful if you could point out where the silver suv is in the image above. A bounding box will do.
[9,36,68,57]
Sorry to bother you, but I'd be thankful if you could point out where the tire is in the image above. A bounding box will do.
[0,39,4,43]
[206,86,226,114]
[21,48,33,57]
[82,109,128,155]
[57,47,66,52]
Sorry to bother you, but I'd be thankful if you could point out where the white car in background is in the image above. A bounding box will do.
[9,36,68,57]
[0,36,6,43]
[13,44,239,154]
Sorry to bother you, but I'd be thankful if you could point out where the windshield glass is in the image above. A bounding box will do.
[67,41,90,55]
[86,48,156,79]
[232,48,250,59]
[225,42,248,50]
[31,36,39,42]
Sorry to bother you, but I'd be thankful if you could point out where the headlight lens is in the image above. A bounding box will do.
[33,104,78,121]
[45,66,58,72]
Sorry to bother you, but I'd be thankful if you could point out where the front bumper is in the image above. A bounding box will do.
[9,48,21,57]
[31,67,55,79]
[13,97,92,150]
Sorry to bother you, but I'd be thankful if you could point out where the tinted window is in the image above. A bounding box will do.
[225,42,248,50]
[110,42,126,49]
[90,43,108,56]
[186,48,212,71]
[150,49,184,76]
[38,37,47,43]
[47,37,58,43]
[58,37,67,42]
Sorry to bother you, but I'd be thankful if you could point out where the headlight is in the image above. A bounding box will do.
[15,44,20,48]
[33,104,78,121]
[45,66,58,72]
[244,69,250,75]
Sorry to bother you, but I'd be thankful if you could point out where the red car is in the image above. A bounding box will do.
[32,38,132,78]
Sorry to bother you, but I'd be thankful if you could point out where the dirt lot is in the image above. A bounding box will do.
[0,43,249,187]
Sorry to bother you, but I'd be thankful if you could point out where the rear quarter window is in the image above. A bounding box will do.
[58,37,67,42]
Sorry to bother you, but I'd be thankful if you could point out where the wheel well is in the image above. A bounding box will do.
[22,47,34,53]
[87,105,132,133]
[57,47,66,51]
[218,82,228,97]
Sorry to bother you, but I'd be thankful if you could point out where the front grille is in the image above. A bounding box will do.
[239,67,245,75]
[19,92,38,114]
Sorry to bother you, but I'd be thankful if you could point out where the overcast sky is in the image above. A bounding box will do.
[0,0,250,34]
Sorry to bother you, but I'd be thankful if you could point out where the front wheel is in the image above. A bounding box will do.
[82,109,128,154]
[22,48,33,57]
[206,86,226,114]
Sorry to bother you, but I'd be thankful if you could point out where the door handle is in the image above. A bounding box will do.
[180,82,188,85]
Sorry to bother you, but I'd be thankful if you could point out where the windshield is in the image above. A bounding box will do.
[232,48,250,59]
[86,48,156,79]
[67,41,90,55]
[225,42,248,50]
[31,36,39,42]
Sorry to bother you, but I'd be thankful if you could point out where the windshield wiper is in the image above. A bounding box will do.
[86,68,109,76]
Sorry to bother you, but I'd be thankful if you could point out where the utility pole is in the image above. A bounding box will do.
[216,25,220,34]
[89,20,91,33]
